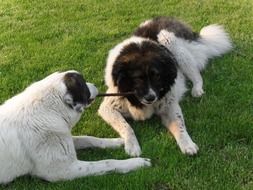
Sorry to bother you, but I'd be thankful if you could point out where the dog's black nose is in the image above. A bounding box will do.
[144,94,156,102]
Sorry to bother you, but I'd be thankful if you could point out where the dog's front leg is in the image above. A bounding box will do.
[98,100,141,157]
[44,158,151,182]
[73,136,124,149]
[160,101,199,155]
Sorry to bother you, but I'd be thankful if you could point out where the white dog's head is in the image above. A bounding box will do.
[61,71,98,113]
[39,70,98,113]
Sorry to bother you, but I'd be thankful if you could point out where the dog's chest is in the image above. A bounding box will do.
[125,103,154,121]
[109,97,155,121]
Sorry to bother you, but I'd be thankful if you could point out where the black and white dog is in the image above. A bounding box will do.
[98,17,232,157]
[0,71,150,184]
[134,17,232,97]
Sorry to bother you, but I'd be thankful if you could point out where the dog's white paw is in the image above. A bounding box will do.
[177,135,199,155]
[124,138,142,157]
[131,157,151,168]
[117,158,151,173]
[191,87,204,97]
[157,30,176,46]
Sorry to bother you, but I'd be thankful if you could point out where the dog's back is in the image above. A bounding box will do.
[0,72,65,184]
[0,110,32,184]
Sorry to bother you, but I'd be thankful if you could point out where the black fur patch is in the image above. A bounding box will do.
[64,72,90,106]
[112,40,177,108]
[134,16,199,42]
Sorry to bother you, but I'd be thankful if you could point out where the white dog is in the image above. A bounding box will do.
[0,70,151,184]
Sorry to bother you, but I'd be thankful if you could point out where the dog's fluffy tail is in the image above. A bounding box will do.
[199,24,232,59]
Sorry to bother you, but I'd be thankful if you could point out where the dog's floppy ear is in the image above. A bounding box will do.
[63,93,73,106]
[63,72,91,112]
[112,62,127,87]
[159,45,178,79]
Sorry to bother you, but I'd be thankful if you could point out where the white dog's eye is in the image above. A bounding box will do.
[63,94,86,112]
[63,94,73,105]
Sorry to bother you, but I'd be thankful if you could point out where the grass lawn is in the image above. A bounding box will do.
[0,0,253,189]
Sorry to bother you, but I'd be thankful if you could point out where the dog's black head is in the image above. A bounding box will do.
[112,40,177,108]
[63,72,97,112]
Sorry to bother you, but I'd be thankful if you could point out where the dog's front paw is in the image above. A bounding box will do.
[157,30,176,46]
[131,157,151,168]
[125,138,142,157]
[191,87,204,97]
[177,135,199,155]
[117,157,151,173]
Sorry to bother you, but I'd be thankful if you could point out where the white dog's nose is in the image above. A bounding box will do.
[86,83,98,100]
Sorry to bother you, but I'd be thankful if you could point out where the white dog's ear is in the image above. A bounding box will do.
[63,72,92,112]
[63,94,73,105]
[63,93,86,112]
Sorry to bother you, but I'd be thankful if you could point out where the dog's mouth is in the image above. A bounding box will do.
[72,98,95,113]
[128,92,157,105]
[87,98,95,105]
[138,89,158,105]
[84,98,95,109]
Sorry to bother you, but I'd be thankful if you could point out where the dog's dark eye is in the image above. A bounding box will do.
[150,69,160,80]
[151,72,160,80]
[153,73,160,80]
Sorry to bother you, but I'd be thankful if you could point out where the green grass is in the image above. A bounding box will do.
[0,0,253,189]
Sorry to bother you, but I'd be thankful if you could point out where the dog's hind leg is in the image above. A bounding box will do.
[73,136,124,149]
[176,62,204,97]
[42,158,151,182]
[157,29,204,97]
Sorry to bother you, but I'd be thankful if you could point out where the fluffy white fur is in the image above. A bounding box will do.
[157,24,232,97]
[0,71,151,184]
[99,37,198,157]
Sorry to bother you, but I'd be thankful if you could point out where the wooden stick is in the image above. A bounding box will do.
[97,92,135,97]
